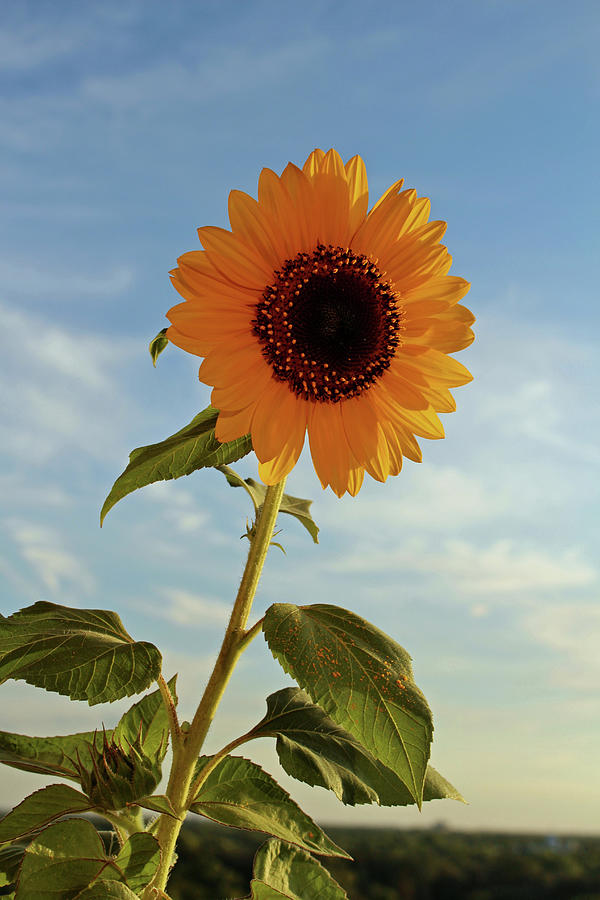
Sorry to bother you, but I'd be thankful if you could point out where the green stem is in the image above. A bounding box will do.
[237,615,266,654]
[145,478,287,898]
[187,727,256,803]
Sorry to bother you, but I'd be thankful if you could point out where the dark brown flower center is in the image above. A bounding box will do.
[253,245,404,402]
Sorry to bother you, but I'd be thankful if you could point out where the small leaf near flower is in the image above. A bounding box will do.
[149,327,169,367]
[101,405,252,525]
[218,465,319,544]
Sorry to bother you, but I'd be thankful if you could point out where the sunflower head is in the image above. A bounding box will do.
[167,149,474,497]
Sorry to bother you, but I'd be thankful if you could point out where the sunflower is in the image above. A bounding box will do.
[166,149,474,497]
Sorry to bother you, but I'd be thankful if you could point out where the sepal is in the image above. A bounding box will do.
[75,730,160,811]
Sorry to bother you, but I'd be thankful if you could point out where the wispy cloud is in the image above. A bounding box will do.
[0,22,80,71]
[0,259,134,301]
[330,537,596,596]
[81,36,329,109]
[151,588,230,627]
[148,487,211,535]
[427,13,596,112]
[4,520,94,597]
[0,300,137,465]
[523,602,600,693]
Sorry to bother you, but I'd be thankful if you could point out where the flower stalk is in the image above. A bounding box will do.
[145,478,287,898]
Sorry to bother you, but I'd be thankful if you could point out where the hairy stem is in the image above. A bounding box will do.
[145,478,287,898]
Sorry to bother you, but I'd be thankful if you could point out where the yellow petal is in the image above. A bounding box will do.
[402,276,471,307]
[340,395,389,482]
[228,189,285,269]
[302,148,326,179]
[251,382,305,463]
[400,346,473,386]
[197,226,273,288]
[308,402,352,497]
[215,403,256,442]
[345,154,369,237]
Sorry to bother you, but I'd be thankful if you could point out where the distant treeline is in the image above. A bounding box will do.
[167,821,600,900]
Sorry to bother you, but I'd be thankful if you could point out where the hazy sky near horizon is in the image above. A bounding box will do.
[1,0,599,834]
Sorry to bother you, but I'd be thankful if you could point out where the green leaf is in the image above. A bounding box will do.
[249,688,463,807]
[0,785,93,843]
[423,766,465,803]
[243,839,348,900]
[0,839,33,881]
[218,466,319,544]
[190,755,349,859]
[103,832,160,893]
[136,794,177,817]
[0,602,162,705]
[15,819,107,899]
[76,884,140,899]
[15,821,160,899]
[101,405,252,524]
[149,328,169,367]
[114,675,177,764]
[0,729,106,782]
[263,604,433,807]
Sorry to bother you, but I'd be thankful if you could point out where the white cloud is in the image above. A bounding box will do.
[427,14,595,113]
[523,603,600,692]
[0,300,137,465]
[141,588,230,628]
[0,259,134,301]
[5,520,94,596]
[470,312,600,466]
[480,376,600,466]
[331,537,596,596]
[149,485,211,535]
[81,37,328,109]
[0,23,79,71]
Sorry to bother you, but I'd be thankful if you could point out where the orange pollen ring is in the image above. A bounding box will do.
[252,244,405,403]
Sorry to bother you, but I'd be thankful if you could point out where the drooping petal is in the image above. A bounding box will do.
[340,395,390,483]
[251,382,307,463]
[258,394,308,483]
[308,402,352,497]
[215,403,256,442]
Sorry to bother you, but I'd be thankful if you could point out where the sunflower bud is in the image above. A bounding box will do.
[77,730,160,810]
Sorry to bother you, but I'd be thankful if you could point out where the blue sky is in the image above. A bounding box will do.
[1,0,599,833]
